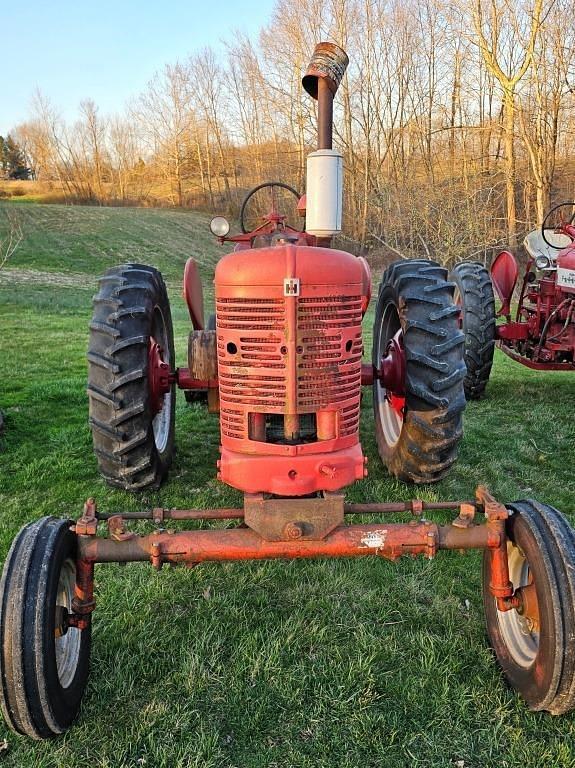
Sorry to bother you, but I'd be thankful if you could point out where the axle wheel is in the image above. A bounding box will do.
[372,260,466,483]
[0,518,91,739]
[483,500,575,714]
[88,264,175,491]
[450,262,495,400]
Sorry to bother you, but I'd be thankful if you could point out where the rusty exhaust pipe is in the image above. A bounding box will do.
[302,42,349,247]
[302,42,348,150]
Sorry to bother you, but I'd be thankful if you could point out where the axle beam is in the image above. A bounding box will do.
[70,488,517,624]
[77,521,499,566]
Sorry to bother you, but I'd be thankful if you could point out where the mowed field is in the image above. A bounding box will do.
[0,202,575,768]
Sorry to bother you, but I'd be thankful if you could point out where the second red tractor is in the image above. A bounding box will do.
[452,202,575,399]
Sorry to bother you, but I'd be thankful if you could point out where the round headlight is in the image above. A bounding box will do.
[210,216,230,237]
[535,254,551,270]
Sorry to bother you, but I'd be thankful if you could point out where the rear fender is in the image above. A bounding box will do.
[183,258,205,330]
[490,250,518,317]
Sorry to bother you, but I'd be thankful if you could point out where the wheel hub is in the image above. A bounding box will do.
[497,543,540,667]
[55,559,82,689]
[148,338,172,417]
[378,330,406,417]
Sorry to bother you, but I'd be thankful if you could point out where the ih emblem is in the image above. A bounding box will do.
[284,278,300,296]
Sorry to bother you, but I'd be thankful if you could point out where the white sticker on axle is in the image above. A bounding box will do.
[360,529,388,548]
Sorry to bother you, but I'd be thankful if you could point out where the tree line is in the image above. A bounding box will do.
[0,135,31,180]
[7,0,575,265]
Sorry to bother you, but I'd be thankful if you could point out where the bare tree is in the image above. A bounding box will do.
[519,0,575,221]
[0,207,23,271]
[472,0,544,245]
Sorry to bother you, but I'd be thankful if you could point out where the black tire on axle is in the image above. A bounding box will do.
[88,263,175,491]
[449,262,495,400]
[0,518,91,739]
[372,259,466,483]
[482,500,575,714]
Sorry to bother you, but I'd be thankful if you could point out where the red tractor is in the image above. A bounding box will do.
[2,44,575,740]
[451,203,575,399]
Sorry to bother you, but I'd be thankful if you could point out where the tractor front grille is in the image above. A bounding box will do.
[216,298,286,439]
[216,294,362,443]
[297,296,363,437]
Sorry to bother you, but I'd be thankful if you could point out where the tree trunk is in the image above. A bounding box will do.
[503,89,517,247]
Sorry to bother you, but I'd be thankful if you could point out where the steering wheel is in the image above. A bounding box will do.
[239,182,301,234]
[541,201,575,249]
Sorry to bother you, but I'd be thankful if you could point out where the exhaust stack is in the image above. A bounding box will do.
[302,42,348,240]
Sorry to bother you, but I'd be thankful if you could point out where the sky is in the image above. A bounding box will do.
[0,0,275,136]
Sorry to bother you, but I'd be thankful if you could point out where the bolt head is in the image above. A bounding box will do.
[284,522,304,540]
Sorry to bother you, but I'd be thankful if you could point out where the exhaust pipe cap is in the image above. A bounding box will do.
[302,42,349,99]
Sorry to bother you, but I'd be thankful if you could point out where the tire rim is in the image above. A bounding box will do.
[496,543,539,668]
[374,302,404,447]
[151,306,172,454]
[55,559,82,689]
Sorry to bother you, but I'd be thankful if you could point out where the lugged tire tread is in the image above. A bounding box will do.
[373,259,466,483]
[87,263,175,491]
[450,262,495,399]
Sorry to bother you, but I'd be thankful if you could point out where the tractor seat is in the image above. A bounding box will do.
[524,229,571,261]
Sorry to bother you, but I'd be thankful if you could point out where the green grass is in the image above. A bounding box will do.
[1,202,575,767]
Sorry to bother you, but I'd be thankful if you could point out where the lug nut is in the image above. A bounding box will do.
[284,522,304,540]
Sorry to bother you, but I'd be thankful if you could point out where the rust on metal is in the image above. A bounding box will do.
[188,329,218,381]
[98,507,244,522]
[343,500,467,515]
[107,515,135,542]
[78,519,496,566]
[244,492,344,541]
[75,498,98,536]
[452,502,476,529]
[477,485,509,522]
[94,499,476,524]
[71,557,95,629]
[302,42,349,99]
[477,486,515,609]
[514,579,540,630]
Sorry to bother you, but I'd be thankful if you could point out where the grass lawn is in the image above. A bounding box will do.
[0,202,574,767]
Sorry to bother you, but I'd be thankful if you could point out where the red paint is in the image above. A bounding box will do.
[148,338,171,416]
[78,518,495,566]
[497,342,575,370]
[389,393,406,418]
[378,330,405,394]
[491,250,518,318]
[175,367,218,390]
[182,258,205,329]
[489,218,575,368]
[495,322,530,341]
[214,243,366,495]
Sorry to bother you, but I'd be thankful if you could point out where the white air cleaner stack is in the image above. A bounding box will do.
[302,42,348,243]
[305,149,343,237]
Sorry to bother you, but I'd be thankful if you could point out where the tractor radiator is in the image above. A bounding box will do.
[214,243,366,495]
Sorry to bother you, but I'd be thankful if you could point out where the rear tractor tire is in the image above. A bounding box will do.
[483,500,575,714]
[450,262,495,400]
[88,263,175,491]
[0,518,91,738]
[372,259,466,483]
